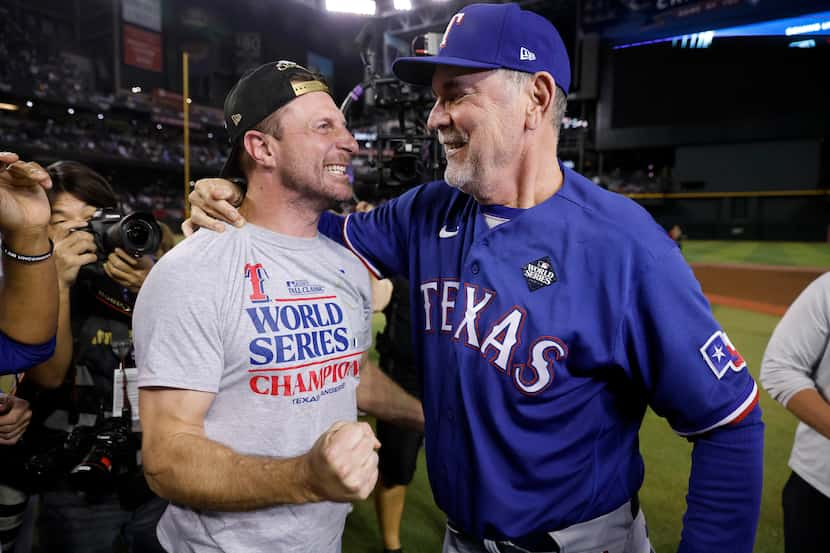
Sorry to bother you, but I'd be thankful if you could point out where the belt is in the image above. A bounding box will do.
[447,494,640,553]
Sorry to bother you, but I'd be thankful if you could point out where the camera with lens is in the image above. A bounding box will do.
[68,414,135,495]
[74,208,162,262]
[21,414,137,496]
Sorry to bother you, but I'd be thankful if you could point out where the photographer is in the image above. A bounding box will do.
[17,161,166,553]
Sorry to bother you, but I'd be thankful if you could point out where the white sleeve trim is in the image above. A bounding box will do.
[676,380,759,437]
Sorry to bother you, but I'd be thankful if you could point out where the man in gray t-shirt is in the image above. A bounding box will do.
[134,61,423,553]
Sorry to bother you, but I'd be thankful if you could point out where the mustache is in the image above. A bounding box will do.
[438,130,468,145]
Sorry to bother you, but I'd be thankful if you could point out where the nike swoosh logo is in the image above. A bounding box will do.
[439,225,459,238]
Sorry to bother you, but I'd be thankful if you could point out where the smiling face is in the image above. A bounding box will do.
[265,91,358,208]
[427,66,528,204]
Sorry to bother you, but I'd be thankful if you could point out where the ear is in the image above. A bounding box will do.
[526,72,555,131]
[242,130,278,169]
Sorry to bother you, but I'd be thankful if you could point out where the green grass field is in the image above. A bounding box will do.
[342,240,830,552]
[682,240,830,267]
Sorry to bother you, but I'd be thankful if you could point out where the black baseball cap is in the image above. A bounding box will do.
[220,60,332,178]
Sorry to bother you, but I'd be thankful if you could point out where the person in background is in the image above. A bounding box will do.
[21,160,164,553]
[357,198,425,553]
[373,276,424,553]
[668,223,684,249]
[761,272,830,553]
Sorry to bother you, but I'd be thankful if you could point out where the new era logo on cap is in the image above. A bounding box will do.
[520,47,536,61]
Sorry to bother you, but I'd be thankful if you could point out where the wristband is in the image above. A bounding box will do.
[1,238,54,264]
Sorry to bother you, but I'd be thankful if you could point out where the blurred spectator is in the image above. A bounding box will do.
[373,276,423,553]
[761,272,830,553]
[668,224,684,249]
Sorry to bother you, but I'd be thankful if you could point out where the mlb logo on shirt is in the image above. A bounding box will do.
[699,330,746,379]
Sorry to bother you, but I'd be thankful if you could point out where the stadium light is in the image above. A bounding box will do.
[326,0,376,15]
[67,107,75,115]
[394,0,412,10]
[25,100,34,108]
[98,113,105,120]
[131,86,142,93]
[0,103,19,111]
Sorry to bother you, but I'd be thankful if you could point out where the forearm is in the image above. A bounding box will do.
[357,361,424,432]
[27,286,74,388]
[144,431,315,512]
[679,406,763,553]
[0,230,57,344]
[785,388,830,440]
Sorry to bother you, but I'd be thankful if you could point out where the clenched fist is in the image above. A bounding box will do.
[303,421,380,503]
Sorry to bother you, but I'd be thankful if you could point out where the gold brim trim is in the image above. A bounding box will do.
[292,80,329,96]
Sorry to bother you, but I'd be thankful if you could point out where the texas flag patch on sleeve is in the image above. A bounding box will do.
[700,330,747,379]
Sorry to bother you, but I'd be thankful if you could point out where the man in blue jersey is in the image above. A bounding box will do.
[0,152,58,376]
[187,4,764,552]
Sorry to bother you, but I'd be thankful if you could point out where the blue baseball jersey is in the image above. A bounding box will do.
[320,166,758,540]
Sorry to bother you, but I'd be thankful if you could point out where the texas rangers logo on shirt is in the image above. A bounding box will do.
[700,330,746,379]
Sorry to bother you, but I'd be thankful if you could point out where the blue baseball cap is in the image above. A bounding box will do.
[392,3,571,94]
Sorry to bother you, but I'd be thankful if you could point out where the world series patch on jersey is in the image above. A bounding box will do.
[320,165,759,541]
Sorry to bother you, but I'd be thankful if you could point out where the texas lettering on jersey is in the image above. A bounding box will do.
[420,278,568,395]
[242,263,360,404]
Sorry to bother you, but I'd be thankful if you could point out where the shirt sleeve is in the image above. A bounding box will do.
[0,333,56,374]
[679,404,764,553]
[133,249,224,393]
[760,272,830,407]
[615,246,758,435]
[319,187,422,279]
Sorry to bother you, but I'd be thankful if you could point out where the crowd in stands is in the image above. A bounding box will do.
[0,5,96,104]
[0,114,226,172]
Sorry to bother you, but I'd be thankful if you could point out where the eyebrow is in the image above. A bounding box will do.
[433,79,470,97]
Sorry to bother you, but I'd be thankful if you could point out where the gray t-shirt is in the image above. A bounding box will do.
[134,223,372,553]
[761,272,830,498]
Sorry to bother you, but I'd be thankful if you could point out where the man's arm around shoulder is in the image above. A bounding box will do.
[357,356,424,432]
[140,387,381,511]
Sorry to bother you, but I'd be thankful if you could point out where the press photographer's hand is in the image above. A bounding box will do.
[103,248,154,293]
[183,178,245,236]
[52,228,98,289]
[0,396,32,446]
